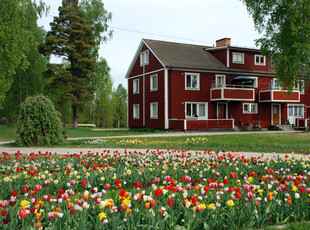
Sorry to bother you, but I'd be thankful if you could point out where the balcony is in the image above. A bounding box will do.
[259,84,300,103]
[210,82,255,101]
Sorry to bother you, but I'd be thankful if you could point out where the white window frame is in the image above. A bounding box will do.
[215,75,226,88]
[133,78,139,94]
[150,74,158,92]
[294,80,304,95]
[133,104,139,119]
[185,73,200,90]
[255,55,266,66]
[150,102,158,119]
[232,52,244,64]
[243,103,258,114]
[185,102,208,119]
[140,50,149,67]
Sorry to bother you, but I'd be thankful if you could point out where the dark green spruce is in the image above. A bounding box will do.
[40,0,96,128]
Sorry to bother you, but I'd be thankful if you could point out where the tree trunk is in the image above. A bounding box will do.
[72,104,78,128]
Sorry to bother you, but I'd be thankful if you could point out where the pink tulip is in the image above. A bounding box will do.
[247,192,253,199]
[0,200,8,208]
[71,180,76,186]
[195,205,201,212]
[47,212,55,219]
[243,184,250,191]
[306,188,310,194]
[44,180,50,185]
[186,184,191,190]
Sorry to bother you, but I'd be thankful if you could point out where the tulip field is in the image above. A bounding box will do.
[1,149,310,229]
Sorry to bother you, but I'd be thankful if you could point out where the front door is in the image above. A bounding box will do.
[218,103,227,119]
[272,104,280,124]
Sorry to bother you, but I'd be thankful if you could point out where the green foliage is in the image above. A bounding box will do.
[0,0,48,108]
[40,0,96,128]
[0,3,48,120]
[240,0,310,89]
[91,58,114,127]
[80,0,113,58]
[16,94,65,146]
[112,84,127,128]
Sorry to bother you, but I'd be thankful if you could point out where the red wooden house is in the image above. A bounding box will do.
[125,38,310,130]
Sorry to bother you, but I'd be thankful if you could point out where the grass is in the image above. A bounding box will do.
[59,132,310,154]
[1,125,310,153]
[66,127,163,138]
[0,125,16,141]
[0,125,163,141]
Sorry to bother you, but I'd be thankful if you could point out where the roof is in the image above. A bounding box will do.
[125,39,276,78]
[144,39,227,71]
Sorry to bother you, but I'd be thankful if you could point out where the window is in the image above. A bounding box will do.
[287,104,304,125]
[133,104,139,119]
[133,79,139,94]
[243,103,258,114]
[215,75,226,88]
[140,50,149,66]
[255,55,266,66]
[150,74,158,91]
[185,73,199,90]
[271,79,281,90]
[232,52,244,64]
[150,102,158,119]
[186,102,207,118]
[294,80,304,94]
[248,76,258,88]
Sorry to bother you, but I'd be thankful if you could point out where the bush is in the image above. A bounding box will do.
[16,94,65,146]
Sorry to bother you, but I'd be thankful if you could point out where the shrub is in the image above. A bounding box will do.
[16,94,65,146]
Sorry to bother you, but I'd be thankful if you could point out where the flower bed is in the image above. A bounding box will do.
[0,150,310,229]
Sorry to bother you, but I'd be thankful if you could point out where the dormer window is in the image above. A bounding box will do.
[255,55,266,66]
[140,50,149,66]
[232,52,244,64]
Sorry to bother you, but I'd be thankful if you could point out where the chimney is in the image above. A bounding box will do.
[216,38,231,47]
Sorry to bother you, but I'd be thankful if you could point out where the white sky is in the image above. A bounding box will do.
[38,0,261,89]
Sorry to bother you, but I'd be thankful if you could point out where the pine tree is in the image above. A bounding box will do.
[40,0,96,128]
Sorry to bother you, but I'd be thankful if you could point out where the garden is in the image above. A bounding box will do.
[1,149,310,229]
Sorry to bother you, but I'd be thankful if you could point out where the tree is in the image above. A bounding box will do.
[240,0,310,89]
[0,0,48,108]
[80,0,113,58]
[112,84,127,128]
[92,58,114,127]
[0,2,48,120]
[40,0,96,128]
[16,94,65,146]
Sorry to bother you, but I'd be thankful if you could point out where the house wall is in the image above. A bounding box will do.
[128,44,165,129]
[128,45,163,78]
[169,70,212,119]
[229,49,270,71]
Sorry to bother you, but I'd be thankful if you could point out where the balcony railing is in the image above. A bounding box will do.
[210,81,255,101]
[259,83,300,102]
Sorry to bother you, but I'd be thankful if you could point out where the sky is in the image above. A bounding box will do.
[38,0,261,89]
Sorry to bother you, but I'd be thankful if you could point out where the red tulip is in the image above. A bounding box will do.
[34,185,42,191]
[81,180,86,187]
[155,189,162,197]
[1,210,7,216]
[168,199,174,207]
[104,184,110,189]
[2,218,9,224]
[19,210,27,219]
[70,209,75,214]
[150,199,156,206]
[12,191,18,197]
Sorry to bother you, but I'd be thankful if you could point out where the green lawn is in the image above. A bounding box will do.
[0,125,16,141]
[1,125,310,153]
[0,125,164,141]
[61,132,310,153]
